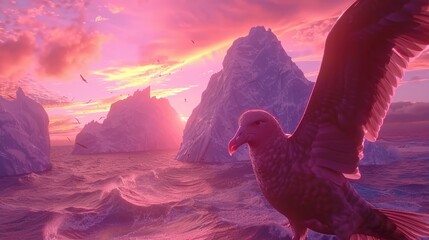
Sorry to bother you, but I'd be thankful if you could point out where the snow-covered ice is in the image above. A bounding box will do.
[0,88,51,176]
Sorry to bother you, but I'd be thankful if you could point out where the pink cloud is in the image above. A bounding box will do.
[106,3,124,14]
[0,75,71,107]
[109,0,353,65]
[0,0,104,81]
[38,26,103,78]
[284,17,336,53]
[0,33,35,78]
[408,50,429,70]
[404,76,429,83]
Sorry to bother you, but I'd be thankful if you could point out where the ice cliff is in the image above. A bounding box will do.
[72,86,184,154]
[0,88,51,176]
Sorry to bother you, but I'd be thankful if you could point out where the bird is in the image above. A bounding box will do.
[191,40,195,44]
[67,137,72,143]
[7,94,15,100]
[228,1,429,239]
[75,142,88,149]
[85,99,92,104]
[184,98,187,102]
[74,117,80,124]
[80,74,88,83]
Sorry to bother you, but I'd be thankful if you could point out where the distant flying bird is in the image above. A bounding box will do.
[99,116,104,120]
[228,1,429,240]
[7,95,15,100]
[191,40,195,44]
[85,99,92,104]
[74,117,80,124]
[75,142,88,149]
[80,74,88,83]
[184,98,187,102]
[67,137,72,143]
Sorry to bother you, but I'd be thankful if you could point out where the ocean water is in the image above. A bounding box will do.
[0,145,428,240]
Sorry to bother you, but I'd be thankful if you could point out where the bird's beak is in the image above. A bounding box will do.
[228,126,246,156]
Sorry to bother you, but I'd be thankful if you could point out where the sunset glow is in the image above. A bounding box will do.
[1,0,428,145]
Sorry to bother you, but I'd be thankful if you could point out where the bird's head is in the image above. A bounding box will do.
[228,110,283,155]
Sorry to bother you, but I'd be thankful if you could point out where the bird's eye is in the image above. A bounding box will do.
[254,120,262,126]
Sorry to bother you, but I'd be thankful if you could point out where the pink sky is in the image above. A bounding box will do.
[1,0,428,145]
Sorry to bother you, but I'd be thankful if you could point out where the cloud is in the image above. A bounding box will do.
[95,16,108,22]
[0,0,105,81]
[108,0,353,66]
[403,76,429,83]
[93,63,183,90]
[289,17,336,47]
[385,102,429,123]
[0,33,35,78]
[48,115,82,144]
[151,86,196,98]
[381,102,429,140]
[52,94,125,116]
[49,115,78,131]
[106,3,124,14]
[408,50,429,70]
[0,76,75,110]
[38,26,104,78]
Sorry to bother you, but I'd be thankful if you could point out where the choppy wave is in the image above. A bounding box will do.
[0,146,428,240]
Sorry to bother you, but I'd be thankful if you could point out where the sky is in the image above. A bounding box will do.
[1,0,428,145]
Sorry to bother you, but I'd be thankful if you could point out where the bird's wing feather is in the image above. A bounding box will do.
[290,0,429,178]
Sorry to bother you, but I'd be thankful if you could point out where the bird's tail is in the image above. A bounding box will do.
[379,209,429,239]
[352,208,429,240]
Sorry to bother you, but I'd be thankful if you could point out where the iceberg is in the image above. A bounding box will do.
[0,88,51,176]
[176,26,313,162]
[72,86,184,154]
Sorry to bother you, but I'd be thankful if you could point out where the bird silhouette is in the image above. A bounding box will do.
[74,117,80,124]
[80,74,88,83]
[75,142,88,149]
[229,1,429,239]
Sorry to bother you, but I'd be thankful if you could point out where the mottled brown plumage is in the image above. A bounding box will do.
[228,0,429,239]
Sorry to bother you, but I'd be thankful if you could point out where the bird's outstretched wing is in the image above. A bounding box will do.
[290,0,429,179]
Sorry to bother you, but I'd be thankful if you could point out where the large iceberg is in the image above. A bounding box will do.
[176,26,396,164]
[0,88,51,177]
[72,86,184,154]
[176,26,313,162]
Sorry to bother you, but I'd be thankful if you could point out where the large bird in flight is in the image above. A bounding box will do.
[229,0,429,239]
